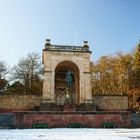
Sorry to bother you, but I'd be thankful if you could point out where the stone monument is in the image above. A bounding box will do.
[41,39,92,110]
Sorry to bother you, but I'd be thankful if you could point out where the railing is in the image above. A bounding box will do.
[45,45,89,51]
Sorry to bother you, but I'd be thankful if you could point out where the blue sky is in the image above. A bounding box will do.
[0,0,140,66]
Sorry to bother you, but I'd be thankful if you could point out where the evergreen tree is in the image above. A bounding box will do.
[0,60,8,93]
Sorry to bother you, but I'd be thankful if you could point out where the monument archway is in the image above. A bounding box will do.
[55,61,79,105]
[42,39,93,109]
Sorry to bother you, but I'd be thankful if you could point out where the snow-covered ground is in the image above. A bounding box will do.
[0,128,140,140]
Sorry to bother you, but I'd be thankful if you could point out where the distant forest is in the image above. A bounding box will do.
[0,43,140,111]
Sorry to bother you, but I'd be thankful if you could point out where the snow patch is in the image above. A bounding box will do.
[0,129,140,140]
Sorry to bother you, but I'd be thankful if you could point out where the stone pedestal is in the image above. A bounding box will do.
[64,104,76,111]
[40,103,63,111]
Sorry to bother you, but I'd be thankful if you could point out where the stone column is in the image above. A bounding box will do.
[42,71,52,103]
[83,72,92,103]
[50,70,55,102]
[79,72,84,104]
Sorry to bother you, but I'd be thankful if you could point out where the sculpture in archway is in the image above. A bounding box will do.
[66,71,73,87]
[54,61,79,105]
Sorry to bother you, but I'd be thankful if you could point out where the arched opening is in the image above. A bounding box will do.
[55,61,79,105]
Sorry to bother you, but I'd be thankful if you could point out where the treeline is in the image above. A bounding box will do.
[0,52,42,95]
[91,43,140,110]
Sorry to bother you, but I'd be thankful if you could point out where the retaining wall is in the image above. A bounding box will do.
[15,111,131,128]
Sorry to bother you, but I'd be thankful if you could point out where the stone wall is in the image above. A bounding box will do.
[131,113,140,127]
[94,95,128,111]
[0,113,15,128]
[0,95,41,112]
[0,94,128,112]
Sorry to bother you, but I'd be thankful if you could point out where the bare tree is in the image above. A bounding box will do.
[11,52,42,94]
